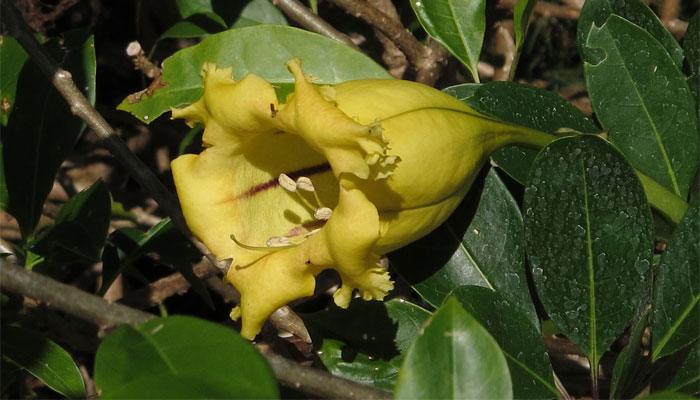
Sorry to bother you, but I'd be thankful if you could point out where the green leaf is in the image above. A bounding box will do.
[390,168,538,328]
[523,135,654,372]
[314,339,400,392]
[395,297,512,399]
[611,311,649,399]
[583,15,699,198]
[94,316,278,399]
[444,82,597,184]
[2,29,96,240]
[683,12,699,108]
[510,0,537,80]
[1,325,86,399]
[304,299,431,390]
[118,25,391,123]
[410,0,486,82]
[232,0,288,28]
[666,342,699,395]
[0,36,28,126]
[451,286,558,399]
[651,199,700,361]
[577,0,685,69]
[31,179,111,264]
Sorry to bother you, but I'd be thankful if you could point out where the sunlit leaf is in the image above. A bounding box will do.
[94,316,278,399]
[451,286,557,399]
[118,25,391,123]
[410,0,486,82]
[395,297,512,399]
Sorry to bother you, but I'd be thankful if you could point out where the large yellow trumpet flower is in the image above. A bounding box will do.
[171,58,552,339]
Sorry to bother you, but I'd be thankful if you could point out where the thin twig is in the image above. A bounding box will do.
[326,0,446,85]
[1,0,306,339]
[272,0,358,49]
[0,260,391,399]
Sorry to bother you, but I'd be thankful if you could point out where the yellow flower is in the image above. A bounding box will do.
[170,58,552,339]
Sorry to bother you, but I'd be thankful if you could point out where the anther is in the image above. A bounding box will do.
[295,177,315,191]
[297,176,327,208]
[230,234,295,252]
[314,207,333,220]
[304,228,320,238]
[266,236,290,247]
[278,174,297,192]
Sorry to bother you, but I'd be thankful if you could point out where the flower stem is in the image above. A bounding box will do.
[635,171,688,225]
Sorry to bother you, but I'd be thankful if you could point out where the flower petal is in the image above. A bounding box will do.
[274,58,399,180]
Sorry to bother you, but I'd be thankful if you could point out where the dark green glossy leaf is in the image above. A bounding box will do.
[651,199,700,361]
[94,316,278,399]
[391,168,538,328]
[611,311,649,399]
[2,29,96,240]
[523,135,654,371]
[100,219,212,308]
[410,0,486,82]
[395,297,512,399]
[451,286,558,399]
[583,15,698,198]
[118,25,391,123]
[0,36,28,126]
[684,12,699,108]
[577,0,684,69]
[31,179,110,264]
[232,0,288,28]
[444,82,596,184]
[315,339,400,392]
[305,298,430,390]
[667,342,699,395]
[1,326,85,399]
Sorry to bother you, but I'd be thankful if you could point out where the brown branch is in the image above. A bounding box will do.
[367,0,408,78]
[326,0,446,85]
[272,0,358,49]
[0,260,391,399]
[1,0,307,340]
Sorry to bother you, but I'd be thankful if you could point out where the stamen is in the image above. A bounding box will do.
[296,176,328,208]
[304,228,321,238]
[266,236,290,247]
[314,207,333,220]
[230,234,295,252]
[295,177,315,191]
[278,174,297,192]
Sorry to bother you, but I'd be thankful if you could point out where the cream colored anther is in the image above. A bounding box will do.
[314,207,333,220]
[278,174,297,192]
[266,236,290,247]
[295,177,315,191]
[304,228,320,238]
